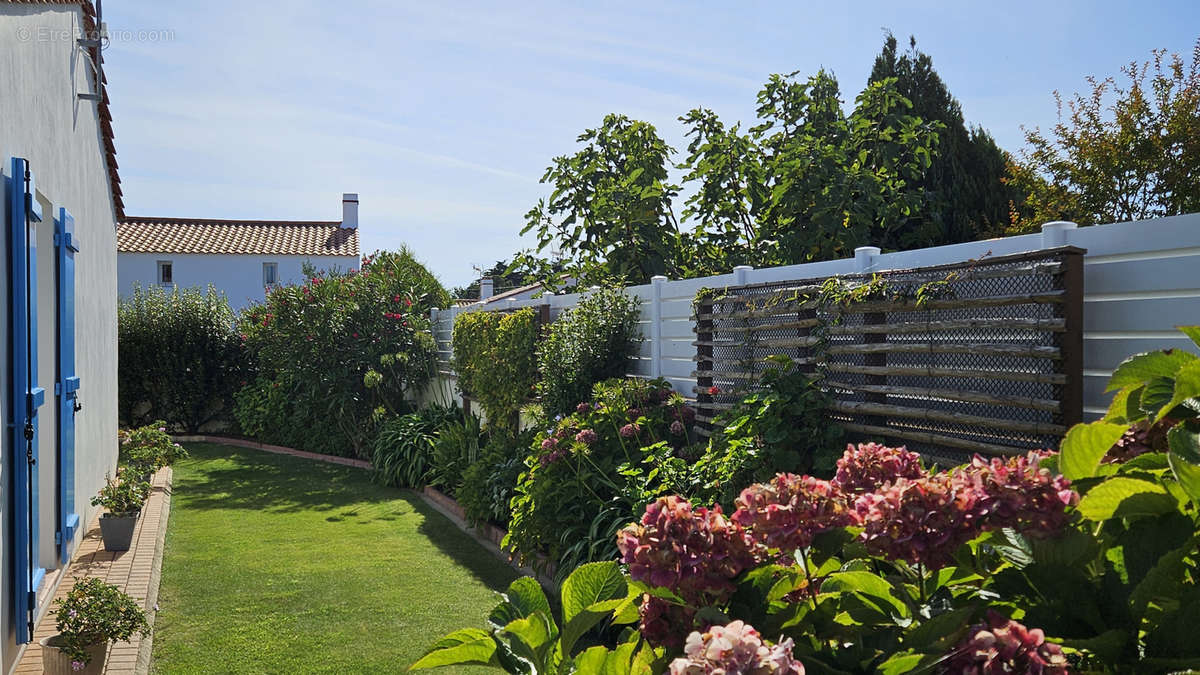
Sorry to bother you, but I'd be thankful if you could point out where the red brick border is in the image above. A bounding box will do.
[171,435,371,470]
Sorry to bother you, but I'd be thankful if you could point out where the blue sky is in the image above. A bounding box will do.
[103,1,1200,288]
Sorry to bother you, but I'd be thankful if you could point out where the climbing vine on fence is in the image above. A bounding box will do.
[450,307,539,432]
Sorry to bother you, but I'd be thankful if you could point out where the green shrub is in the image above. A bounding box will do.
[118,421,189,475]
[370,404,461,488]
[234,248,447,458]
[427,413,483,492]
[118,284,245,431]
[450,308,538,433]
[457,428,537,527]
[536,287,641,418]
[691,355,842,507]
[505,377,697,578]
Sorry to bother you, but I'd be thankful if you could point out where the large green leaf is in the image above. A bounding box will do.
[503,613,557,671]
[1156,360,1200,420]
[1060,421,1127,480]
[821,570,909,619]
[1129,544,1192,622]
[490,577,553,629]
[561,562,627,626]
[1075,477,1177,521]
[1178,325,1200,349]
[409,629,499,670]
[1107,349,1196,392]
[1140,377,1178,418]
[1167,423,1200,503]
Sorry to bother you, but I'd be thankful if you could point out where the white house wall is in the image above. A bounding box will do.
[117,252,361,312]
[0,3,120,671]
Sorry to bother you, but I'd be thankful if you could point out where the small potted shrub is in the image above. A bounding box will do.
[90,477,149,551]
[119,422,188,481]
[40,577,149,675]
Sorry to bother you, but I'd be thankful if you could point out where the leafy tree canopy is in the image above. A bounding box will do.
[1009,39,1200,230]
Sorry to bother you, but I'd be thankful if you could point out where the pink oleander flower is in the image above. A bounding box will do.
[670,420,685,436]
[576,402,591,414]
[669,620,805,675]
[944,611,1069,674]
[832,443,926,494]
[855,473,971,570]
[617,496,755,607]
[732,474,857,556]
[619,423,639,438]
[951,451,1077,537]
[575,429,598,445]
[708,386,721,396]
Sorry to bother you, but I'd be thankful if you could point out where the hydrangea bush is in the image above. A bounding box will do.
[419,328,1200,673]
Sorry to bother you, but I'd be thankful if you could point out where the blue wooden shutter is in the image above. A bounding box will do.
[8,157,46,643]
[55,207,80,563]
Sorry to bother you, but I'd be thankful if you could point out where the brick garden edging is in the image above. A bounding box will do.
[171,435,371,470]
[173,435,558,591]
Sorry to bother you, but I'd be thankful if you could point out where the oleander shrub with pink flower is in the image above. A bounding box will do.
[233,248,448,458]
[504,377,701,580]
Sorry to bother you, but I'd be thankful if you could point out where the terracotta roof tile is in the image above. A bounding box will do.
[117,217,360,257]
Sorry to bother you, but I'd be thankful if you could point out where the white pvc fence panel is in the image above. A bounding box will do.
[431,214,1200,420]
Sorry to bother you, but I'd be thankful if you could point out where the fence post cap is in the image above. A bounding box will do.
[1040,221,1078,232]
[650,275,669,283]
[731,265,754,271]
[854,246,882,255]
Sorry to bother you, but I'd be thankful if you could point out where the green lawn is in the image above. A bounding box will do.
[152,443,518,674]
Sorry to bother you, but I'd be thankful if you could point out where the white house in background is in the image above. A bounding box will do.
[116,194,362,311]
[1,0,121,667]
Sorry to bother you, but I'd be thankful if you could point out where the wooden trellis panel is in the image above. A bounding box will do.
[693,247,1085,461]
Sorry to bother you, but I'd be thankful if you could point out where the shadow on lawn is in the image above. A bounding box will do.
[176,443,519,591]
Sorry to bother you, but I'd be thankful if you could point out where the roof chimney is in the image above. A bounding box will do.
[341,193,358,229]
[480,277,494,300]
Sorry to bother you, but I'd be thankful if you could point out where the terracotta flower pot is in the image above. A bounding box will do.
[39,635,106,675]
[99,512,139,551]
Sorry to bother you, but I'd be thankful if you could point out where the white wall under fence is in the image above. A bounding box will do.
[429,214,1200,420]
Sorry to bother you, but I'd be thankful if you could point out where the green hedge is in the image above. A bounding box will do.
[118,285,245,431]
[450,307,538,433]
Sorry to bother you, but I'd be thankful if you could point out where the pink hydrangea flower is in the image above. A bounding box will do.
[669,620,805,675]
[944,611,1068,674]
[540,437,557,452]
[619,424,639,439]
[575,429,598,445]
[617,496,755,607]
[832,443,926,494]
[950,451,1077,536]
[855,473,970,569]
[732,474,857,556]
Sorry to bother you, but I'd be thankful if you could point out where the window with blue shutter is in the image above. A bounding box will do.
[8,157,46,643]
[56,206,80,564]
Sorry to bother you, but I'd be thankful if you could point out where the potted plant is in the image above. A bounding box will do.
[40,577,149,675]
[119,422,188,481]
[90,477,149,551]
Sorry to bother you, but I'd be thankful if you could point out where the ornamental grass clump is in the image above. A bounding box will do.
[52,578,149,669]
